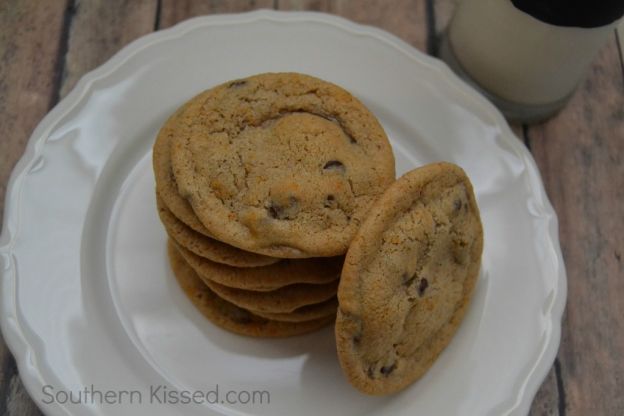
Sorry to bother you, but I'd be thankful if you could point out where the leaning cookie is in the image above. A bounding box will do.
[335,162,484,395]
[168,241,333,337]
[170,72,395,258]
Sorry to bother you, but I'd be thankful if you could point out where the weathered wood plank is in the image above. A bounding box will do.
[158,0,274,29]
[529,365,561,416]
[276,0,329,11]
[0,2,70,415]
[5,371,43,416]
[59,0,158,98]
[0,0,69,221]
[278,0,428,51]
[526,36,624,416]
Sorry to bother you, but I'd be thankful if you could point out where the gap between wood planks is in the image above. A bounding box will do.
[153,0,162,31]
[616,26,624,85]
[49,0,76,110]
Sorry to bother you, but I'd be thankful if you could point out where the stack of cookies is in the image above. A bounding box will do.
[153,72,484,395]
[153,73,396,337]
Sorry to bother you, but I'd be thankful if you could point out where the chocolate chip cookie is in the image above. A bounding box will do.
[157,195,279,267]
[205,278,339,314]
[170,72,395,258]
[335,162,484,395]
[252,298,338,323]
[174,241,341,291]
[153,104,210,235]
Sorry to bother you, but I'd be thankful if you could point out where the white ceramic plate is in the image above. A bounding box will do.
[0,10,566,416]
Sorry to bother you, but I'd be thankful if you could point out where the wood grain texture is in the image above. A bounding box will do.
[529,365,561,416]
[4,373,43,416]
[0,0,69,222]
[59,0,158,98]
[278,0,428,51]
[158,0,274,29]
[0,2,70,415]
[526,36,624,416]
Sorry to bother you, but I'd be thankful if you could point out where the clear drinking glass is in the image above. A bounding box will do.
[440,0,624,122]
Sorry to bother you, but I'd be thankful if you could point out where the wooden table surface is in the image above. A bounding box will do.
[1,1,622,415]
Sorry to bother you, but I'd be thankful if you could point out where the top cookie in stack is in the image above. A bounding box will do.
[162,72,396,258]
[153,72,396,336]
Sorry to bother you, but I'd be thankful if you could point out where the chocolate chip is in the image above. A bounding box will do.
[454,199,462,211]
[267,204,283,219]
[267,196,299,220]
[324,194,337,209]
[402,273,416,287]
[418,278,429,296]
[367,366,374,378]
[380,363,396,376]
[323,160,345,173]
[452,239,469,265]
[228,80,247,88]
[353,334,361,346]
